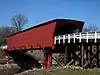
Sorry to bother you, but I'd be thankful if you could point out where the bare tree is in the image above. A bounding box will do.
[82,24,99,32]
[82,27,89,32]
[11,14,28,32]
[88,24,98,31]
[0,26,15,46]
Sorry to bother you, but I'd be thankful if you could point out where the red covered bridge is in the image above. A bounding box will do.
[7,19,85,69]
[7,19,84,50]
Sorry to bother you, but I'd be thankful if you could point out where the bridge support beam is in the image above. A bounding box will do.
[81,44,84,67]
[97,44,99,68]
[65,44,68,65]
[43,51,52,69]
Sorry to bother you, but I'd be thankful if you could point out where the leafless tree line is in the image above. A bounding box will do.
[82,24,100,32]
[0,14,28,46]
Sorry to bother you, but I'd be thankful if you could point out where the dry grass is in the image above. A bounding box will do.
[15,66,100,75]
[0,64,25,75]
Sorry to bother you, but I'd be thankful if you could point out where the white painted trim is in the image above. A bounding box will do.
[54,32,100,44]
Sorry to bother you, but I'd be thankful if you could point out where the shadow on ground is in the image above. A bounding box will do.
[9,51,42,70]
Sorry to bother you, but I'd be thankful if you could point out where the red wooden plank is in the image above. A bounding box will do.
[7,21,56,51]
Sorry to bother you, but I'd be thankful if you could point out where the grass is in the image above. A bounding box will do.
[16,67,100,75]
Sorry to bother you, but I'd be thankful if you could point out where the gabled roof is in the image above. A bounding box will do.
[8,19,84,37]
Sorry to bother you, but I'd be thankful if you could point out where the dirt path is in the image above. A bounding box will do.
[0,64,25,75]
